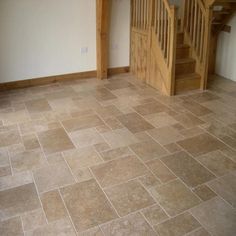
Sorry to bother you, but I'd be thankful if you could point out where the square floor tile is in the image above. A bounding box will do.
[91,156,147,188]
[25,98,52,113]
[105,180,155,216]
[38,128,74,155]
[0,217,24,236]
[151,179,200,216]
[60,179,118,232]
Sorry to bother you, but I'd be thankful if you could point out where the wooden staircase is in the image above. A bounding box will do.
[130,0,236,96]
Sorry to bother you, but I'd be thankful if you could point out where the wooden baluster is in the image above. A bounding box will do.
[164,9,167,58]
[193,0,198,48]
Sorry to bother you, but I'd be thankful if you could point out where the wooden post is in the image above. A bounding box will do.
[96,0,109,80]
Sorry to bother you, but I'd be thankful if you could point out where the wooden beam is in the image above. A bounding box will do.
[96,0,109,80]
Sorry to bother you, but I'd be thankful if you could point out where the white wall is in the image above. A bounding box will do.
[216,15,236,82]
[0,0,130,83]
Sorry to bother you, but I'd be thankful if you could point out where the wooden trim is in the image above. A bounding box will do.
[0,67,129,91]
[96,0,110,80]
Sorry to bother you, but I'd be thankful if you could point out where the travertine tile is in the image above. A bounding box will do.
[198,150,236,176]
[78,227,104,236]
[104,80,133,90]
[130,140,168,162]
[146,159,177,183]
[33,161,75,193]
[105,180,155,216]
[193,185,217,201]
[207,173,236,208]
[186,91,220,103]
[164,143,182,153]
[94,88,117,101]
[173,112,205,128]
[0,217,24,236]
[100,146,132,161]
[141,204,169,225]
[41,189,67,222]
[10,150,45,173]
[151,180,200,216]
[25,98,52,113]
[0,129,21,147]
[0,165,11,177]
[22,134,40,150]
[38,128,75,155]
[133,101,169,115]
[22,209,47,231]
[177,133,226,157]
[181,100,212,116]
[190,197,236,236]
[187,228,211,236]
[138,173,161,189]
[93,142,110,152]
[101,212,156,236]
[25,218,76,236]
[117,113,154,133]
[145,112,178,127]
[161,151,215,188]
[148,126,184,145]
[91,156,147,188]
[60,179,118,232]
[70,128,104,148]
[0,183,41,220]
[62,115,104,132]
[154,212,200,236]
[102,128,139,148]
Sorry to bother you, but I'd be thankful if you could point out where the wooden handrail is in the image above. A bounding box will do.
[182,0,212,89]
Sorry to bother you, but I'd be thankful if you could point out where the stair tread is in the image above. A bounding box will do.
[176,58,195,64]
[176,73,201,80]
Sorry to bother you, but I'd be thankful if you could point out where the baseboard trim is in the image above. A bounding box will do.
[0,66,130,91]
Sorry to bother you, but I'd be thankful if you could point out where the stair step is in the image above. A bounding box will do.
[175,58,196,75]
[176,44,190,59]
[177,32,184,44]
[175,73,201,94]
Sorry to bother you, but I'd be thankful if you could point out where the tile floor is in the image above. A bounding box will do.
[0,73,236,235]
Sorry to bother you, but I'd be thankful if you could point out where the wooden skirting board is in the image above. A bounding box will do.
[0,66,130,91]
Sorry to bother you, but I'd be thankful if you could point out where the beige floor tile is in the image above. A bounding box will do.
[62,115,104,132]
[94,105,122,119]
[60,179,118,232]
[187,228,211,236]
[101,212,157,236]
[193,185,217,201]
[70,128,104,148]
[164,143,182,153]
[0,171,33,191]
[100,146,132,161]
[181,100,212,116]
[117,113,154,133]
[173,112,205,128]
[22,134,41,150]
[151,180,201,216]
[186,91,220,103]
[25,98,52,113]
[207,173,236,208]
[141,204,169,225]
[38,128,75,155]
[78,227,104,236]
[148,126,184,145]
[93,142,110,152]
[64,147,103,171]
[0,183,41,220]
[0,130,21,148]
[133,101,169,115]
[197,150,236,176]
[102,128,139,148]
[10,150,45,173]
[130,140,168,162]
[0,217,24,236]
[190,197,236,236]
[91,156,147,188]
[105,180,155,216]
[104,80,133,91]
[161,151,215,188]
[33,161,75,193]
[0,166,11,177]
[154,212,201,236]
[146,159,177,183]
[41,189,67,222]
[138,173,161,189]
[25,218,76,236]
[94,88,117,101]
[22,209,47,231]
[177,133,226,157]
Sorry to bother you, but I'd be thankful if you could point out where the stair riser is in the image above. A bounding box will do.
[177,33,184,44]
[176,47,190,59]
[175,61,196,75]
[175,78,200,94]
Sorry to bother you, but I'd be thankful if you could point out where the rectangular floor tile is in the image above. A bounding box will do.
[0,183,41,220]
[60,179,118,232]
[151,179,201,216]
[38,128,75,155]
[105,180,155,216]
[91,156,147,188]
[25,98,52,113]
[117,113,154,133]
[161,151,215,188]
[177,133,226,157]
[133,101,169,115]
[0,217,24,236]
[173,112,205,128]
[190,197,236,236]
[0,130,21,148]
